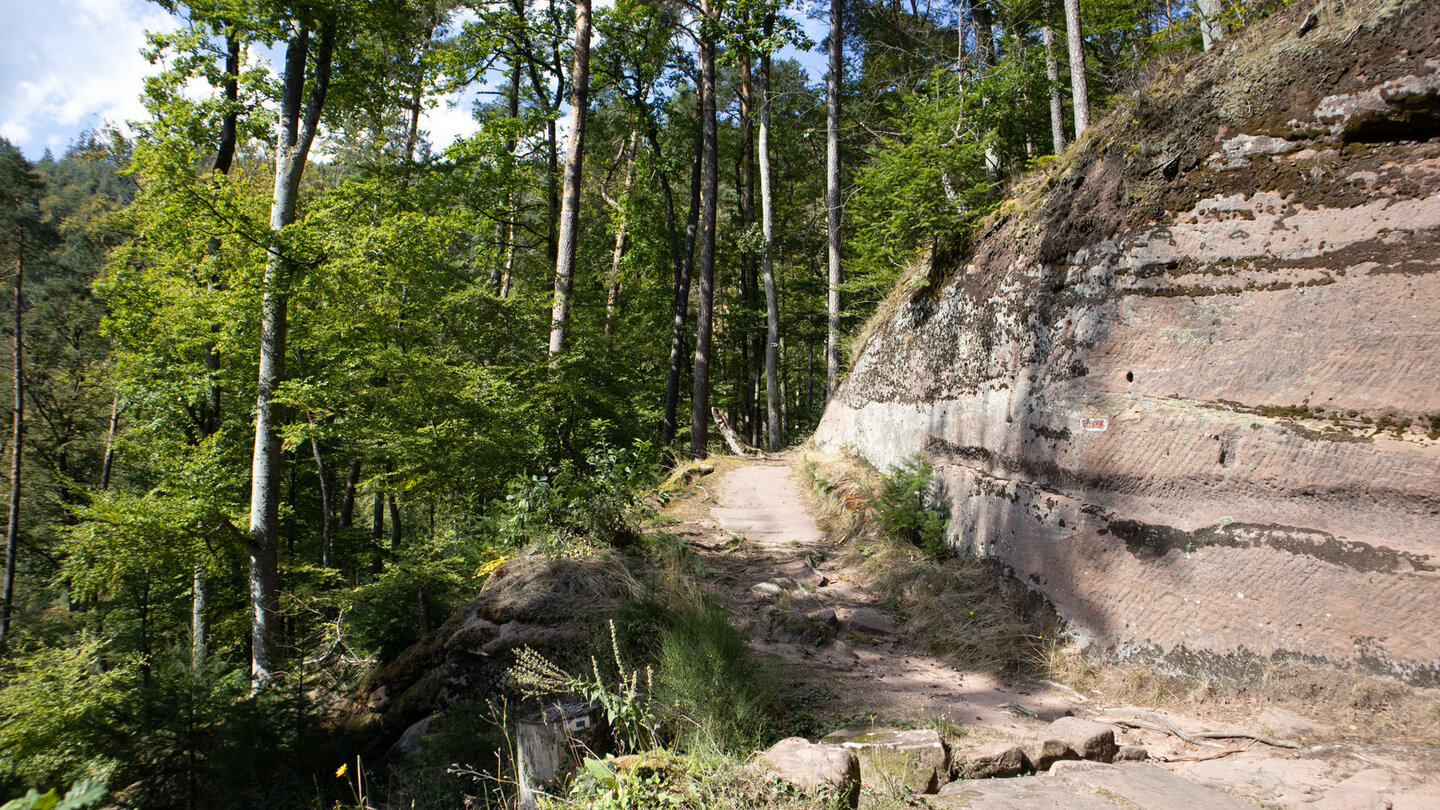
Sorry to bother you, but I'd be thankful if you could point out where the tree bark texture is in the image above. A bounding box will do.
[660,90,704,452]
[758,21,782,452]
[1063,0,1090,136]
[248,19,334,688]
[546,0,592,360]
[689,8,720,460]
[0,230,22,640]
[603,130,637,340]
[339,459,360,529]
[1042,15,1067,155]
[825,0,843,402]
[1198,0,1224,51]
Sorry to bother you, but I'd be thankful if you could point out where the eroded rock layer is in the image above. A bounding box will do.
[815,0,1440,684]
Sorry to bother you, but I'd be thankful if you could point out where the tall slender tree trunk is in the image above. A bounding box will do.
[689,7,720,459]
[546,0,592,360]
[100,394,118,491]
[1197,0,1223,51]
[973,2,1000,180]
[191,565,206,672]
[1063,0,1090,136]
[758,19,782,452]
[371,490,384,574]
[604,130,638,340]
[191,32,240,674]
[497,24,524,297]
[0,230,23,641]
[660,91,705,452]
[388,494,402,550]
[248,20,334,689]
[825,0,844,402]
[339,460,360,529]
[739,36,761,445]
[1042,10,1067,155]
[311,438,332,568]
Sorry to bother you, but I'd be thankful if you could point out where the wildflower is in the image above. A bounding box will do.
[336,763,348,778]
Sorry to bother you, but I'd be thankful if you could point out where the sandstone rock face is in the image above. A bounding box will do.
[815,0,1440,685]
[757,738,861,808]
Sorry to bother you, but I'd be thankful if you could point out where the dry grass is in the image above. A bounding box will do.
[797,448,1060,680]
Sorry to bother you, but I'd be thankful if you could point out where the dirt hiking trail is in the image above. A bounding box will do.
[662,454,1440,808]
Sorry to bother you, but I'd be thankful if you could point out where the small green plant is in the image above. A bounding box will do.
[511,621,662,755]
[871,455,949,557]
[0,781,105,810]
[500,439,663,549]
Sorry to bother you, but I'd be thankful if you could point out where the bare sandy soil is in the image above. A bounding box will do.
[662,455,1440,808]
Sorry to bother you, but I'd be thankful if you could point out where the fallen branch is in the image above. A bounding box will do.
[1298,743,1440,758]
[711,408,771,458]
[1093,711,1299,750]
[1156,747,1248,763]
[999,702,1038,719]
[1032,678,1090,703]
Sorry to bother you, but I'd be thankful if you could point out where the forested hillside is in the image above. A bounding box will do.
[2,1,1271,807]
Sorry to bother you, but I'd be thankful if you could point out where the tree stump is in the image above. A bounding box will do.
[516,701,600,810]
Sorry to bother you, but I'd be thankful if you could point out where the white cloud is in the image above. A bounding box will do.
[0,0,178,156]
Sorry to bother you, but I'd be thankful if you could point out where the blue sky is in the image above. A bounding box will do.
[1,0,830,161]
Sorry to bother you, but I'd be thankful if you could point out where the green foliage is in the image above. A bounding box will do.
[0,637,137,792]
[871,455,949,558]
[850,70,995,298]
[0,780,106,810]
[498,437,662,549]
[510,621,663,755]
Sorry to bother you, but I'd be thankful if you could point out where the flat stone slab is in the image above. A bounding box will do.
[935,763,1255,809]
[821,727,948,793]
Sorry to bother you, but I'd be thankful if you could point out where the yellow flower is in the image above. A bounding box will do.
[336,763,348,778]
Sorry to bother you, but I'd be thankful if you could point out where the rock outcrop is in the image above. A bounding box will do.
[816,0,1440,684]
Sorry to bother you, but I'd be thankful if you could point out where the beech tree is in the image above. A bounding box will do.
[547,0,593,360]
[1063,0,1090,135]
[825,0,843,401]
[690,1,721,459]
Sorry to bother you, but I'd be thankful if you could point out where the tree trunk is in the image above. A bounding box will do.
[546,0,592,361]
[498,22,524,297]
[339,460,360,529]
[0,230,23,641]
[1197,0,1223,51]
[1042,11,1067,155]
[248,19,334,689]
[388,493,402,550]
[973,2,994,67]
[371,490,384,574]
[311,437,332,568]
[1063,0,1090,136]
[660,90,704,452]
[100,394,118,491]
[604,130,637,341]
[758,20,782,452]
[191,566,206,673]
[825,0,843,402]
[689,6,720,460]
[739,36,761,446]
